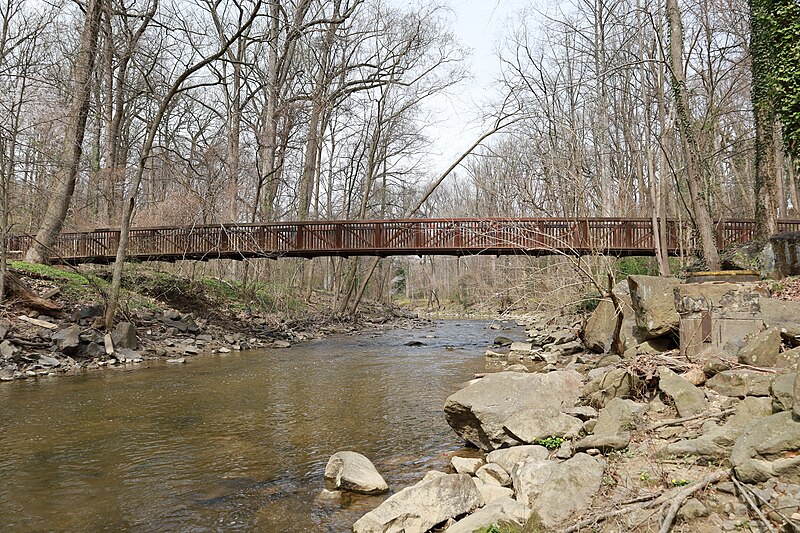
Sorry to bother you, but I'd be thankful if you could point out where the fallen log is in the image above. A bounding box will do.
[4,272,63,315]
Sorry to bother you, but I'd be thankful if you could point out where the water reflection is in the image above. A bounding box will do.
[0,321,492,532]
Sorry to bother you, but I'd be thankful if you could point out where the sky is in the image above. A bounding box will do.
[422,0,537,175]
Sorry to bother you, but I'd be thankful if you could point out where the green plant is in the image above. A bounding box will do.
[534,436,565,450]
[615,257,657,278]
[640,470,651,481]
[671,478,690,487]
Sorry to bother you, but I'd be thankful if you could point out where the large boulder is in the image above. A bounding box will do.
[628,275,680,339]
[502,407,583,444]
[111,321,138,350]
[706,370,772,398]
[444,370,583,451]
[323,451,388,495]
[731,411,800,483]
[658,366,708,417]
[352,473,482,533]
[771,372,796,412]
[582,281,638,353]
[760,297,800,341]
[485,445,549,475]
[444,497,529,533]
[737,327,784,367]
[583,367,638,408]
[577,398,646,452]
[51,325,81,356]
[513,454,603,530]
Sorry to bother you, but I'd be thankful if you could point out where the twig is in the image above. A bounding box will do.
[731,476,779,533]
[659,470,731,533]
[730,361,780,374]
[744,488,800,530]
[646,408,736,431]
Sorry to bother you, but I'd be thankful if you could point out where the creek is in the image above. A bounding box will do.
[0,320,494,532]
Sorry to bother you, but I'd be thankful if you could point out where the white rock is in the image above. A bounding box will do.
[353,473,483,533]
[486,445,549,475]
[475,463,511,487]
[451,456,484,475]
[444,497,529,533]
[324,451,388,495]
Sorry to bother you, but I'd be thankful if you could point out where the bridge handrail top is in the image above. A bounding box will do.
[9,217,800,239]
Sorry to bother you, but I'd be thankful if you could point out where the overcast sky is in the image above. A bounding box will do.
[422,0,538,174]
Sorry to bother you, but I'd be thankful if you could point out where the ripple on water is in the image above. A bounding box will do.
[0,320,500,532]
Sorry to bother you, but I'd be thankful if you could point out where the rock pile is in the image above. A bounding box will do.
[351,275,800,532]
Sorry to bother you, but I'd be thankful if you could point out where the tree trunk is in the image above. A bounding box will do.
[666,0,720,270]
[25,0,102,262]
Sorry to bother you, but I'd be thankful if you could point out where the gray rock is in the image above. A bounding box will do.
[0,340,19,359]
[37,354,61,367]
[628,275,681,339]
[509,341,532,354]
[184,345,200,355]
[583,367,638,408]
[166,358,185,364]
[111,322,138,350]
[737,327,784,367]
[582,281,638,353]
[450,456,484,476]
[771,372,796,412]
[706,369,772,397]
[444,496,529,533]
[677,498,709,520]
[666,397,773,458]
[562,406,598,421]
[493,336,513,346]
[115,348,142,363]
[658,366,708,417]
[513,454,603,530]
[52,325,81,356]
[324,451,388,495]
[504,363,529,373]
[486,445,550,475]
[444,370,583,451]
[502,407,583,444]
[576,398,647,453]
[471,478,515,506]
[475,463,511,487]
[352,473,482,533]
[731,411,800,483]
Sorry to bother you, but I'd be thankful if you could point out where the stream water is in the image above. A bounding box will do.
[0,320,493,532]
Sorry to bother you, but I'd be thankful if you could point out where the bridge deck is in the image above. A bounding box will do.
[8,218,799,264]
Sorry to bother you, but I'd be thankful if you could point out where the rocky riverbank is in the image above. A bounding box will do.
[0,263,428,382]
[335,275,800,532]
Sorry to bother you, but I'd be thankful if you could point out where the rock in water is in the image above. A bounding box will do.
[352,473,482,533]
[444,370,583,451]
[324,451,388,495]
[513,453,603,530]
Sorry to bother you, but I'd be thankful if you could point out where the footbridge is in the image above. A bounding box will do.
[8,218,797,265]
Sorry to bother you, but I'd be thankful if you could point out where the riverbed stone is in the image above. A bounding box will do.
[52,325,81,356]
[731,411,800,483]
[658,366,708,417]
[771,372,796,412]
[324,451,388,495]
[352,473,482,533]
[471,478,515,505]
[513,453,603,530]
[628,275,681,339]
[584,367,638,407]
[576,398,647,453]
[0,340,19,359]
[450,456,484,475]
[706,370,772,398]
[111,322,138,350]
[444,496,528,533]
[475,463,511,487]
[737,327,783,367]
[502,407,583,444]
[582,281,637,353]
[486,445,549,475]
[444,370,583,451]
[666,397,773,458]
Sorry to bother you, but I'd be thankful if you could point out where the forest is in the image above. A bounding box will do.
[0,0,799,317]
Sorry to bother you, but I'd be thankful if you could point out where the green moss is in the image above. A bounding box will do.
[534,436,565,450]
